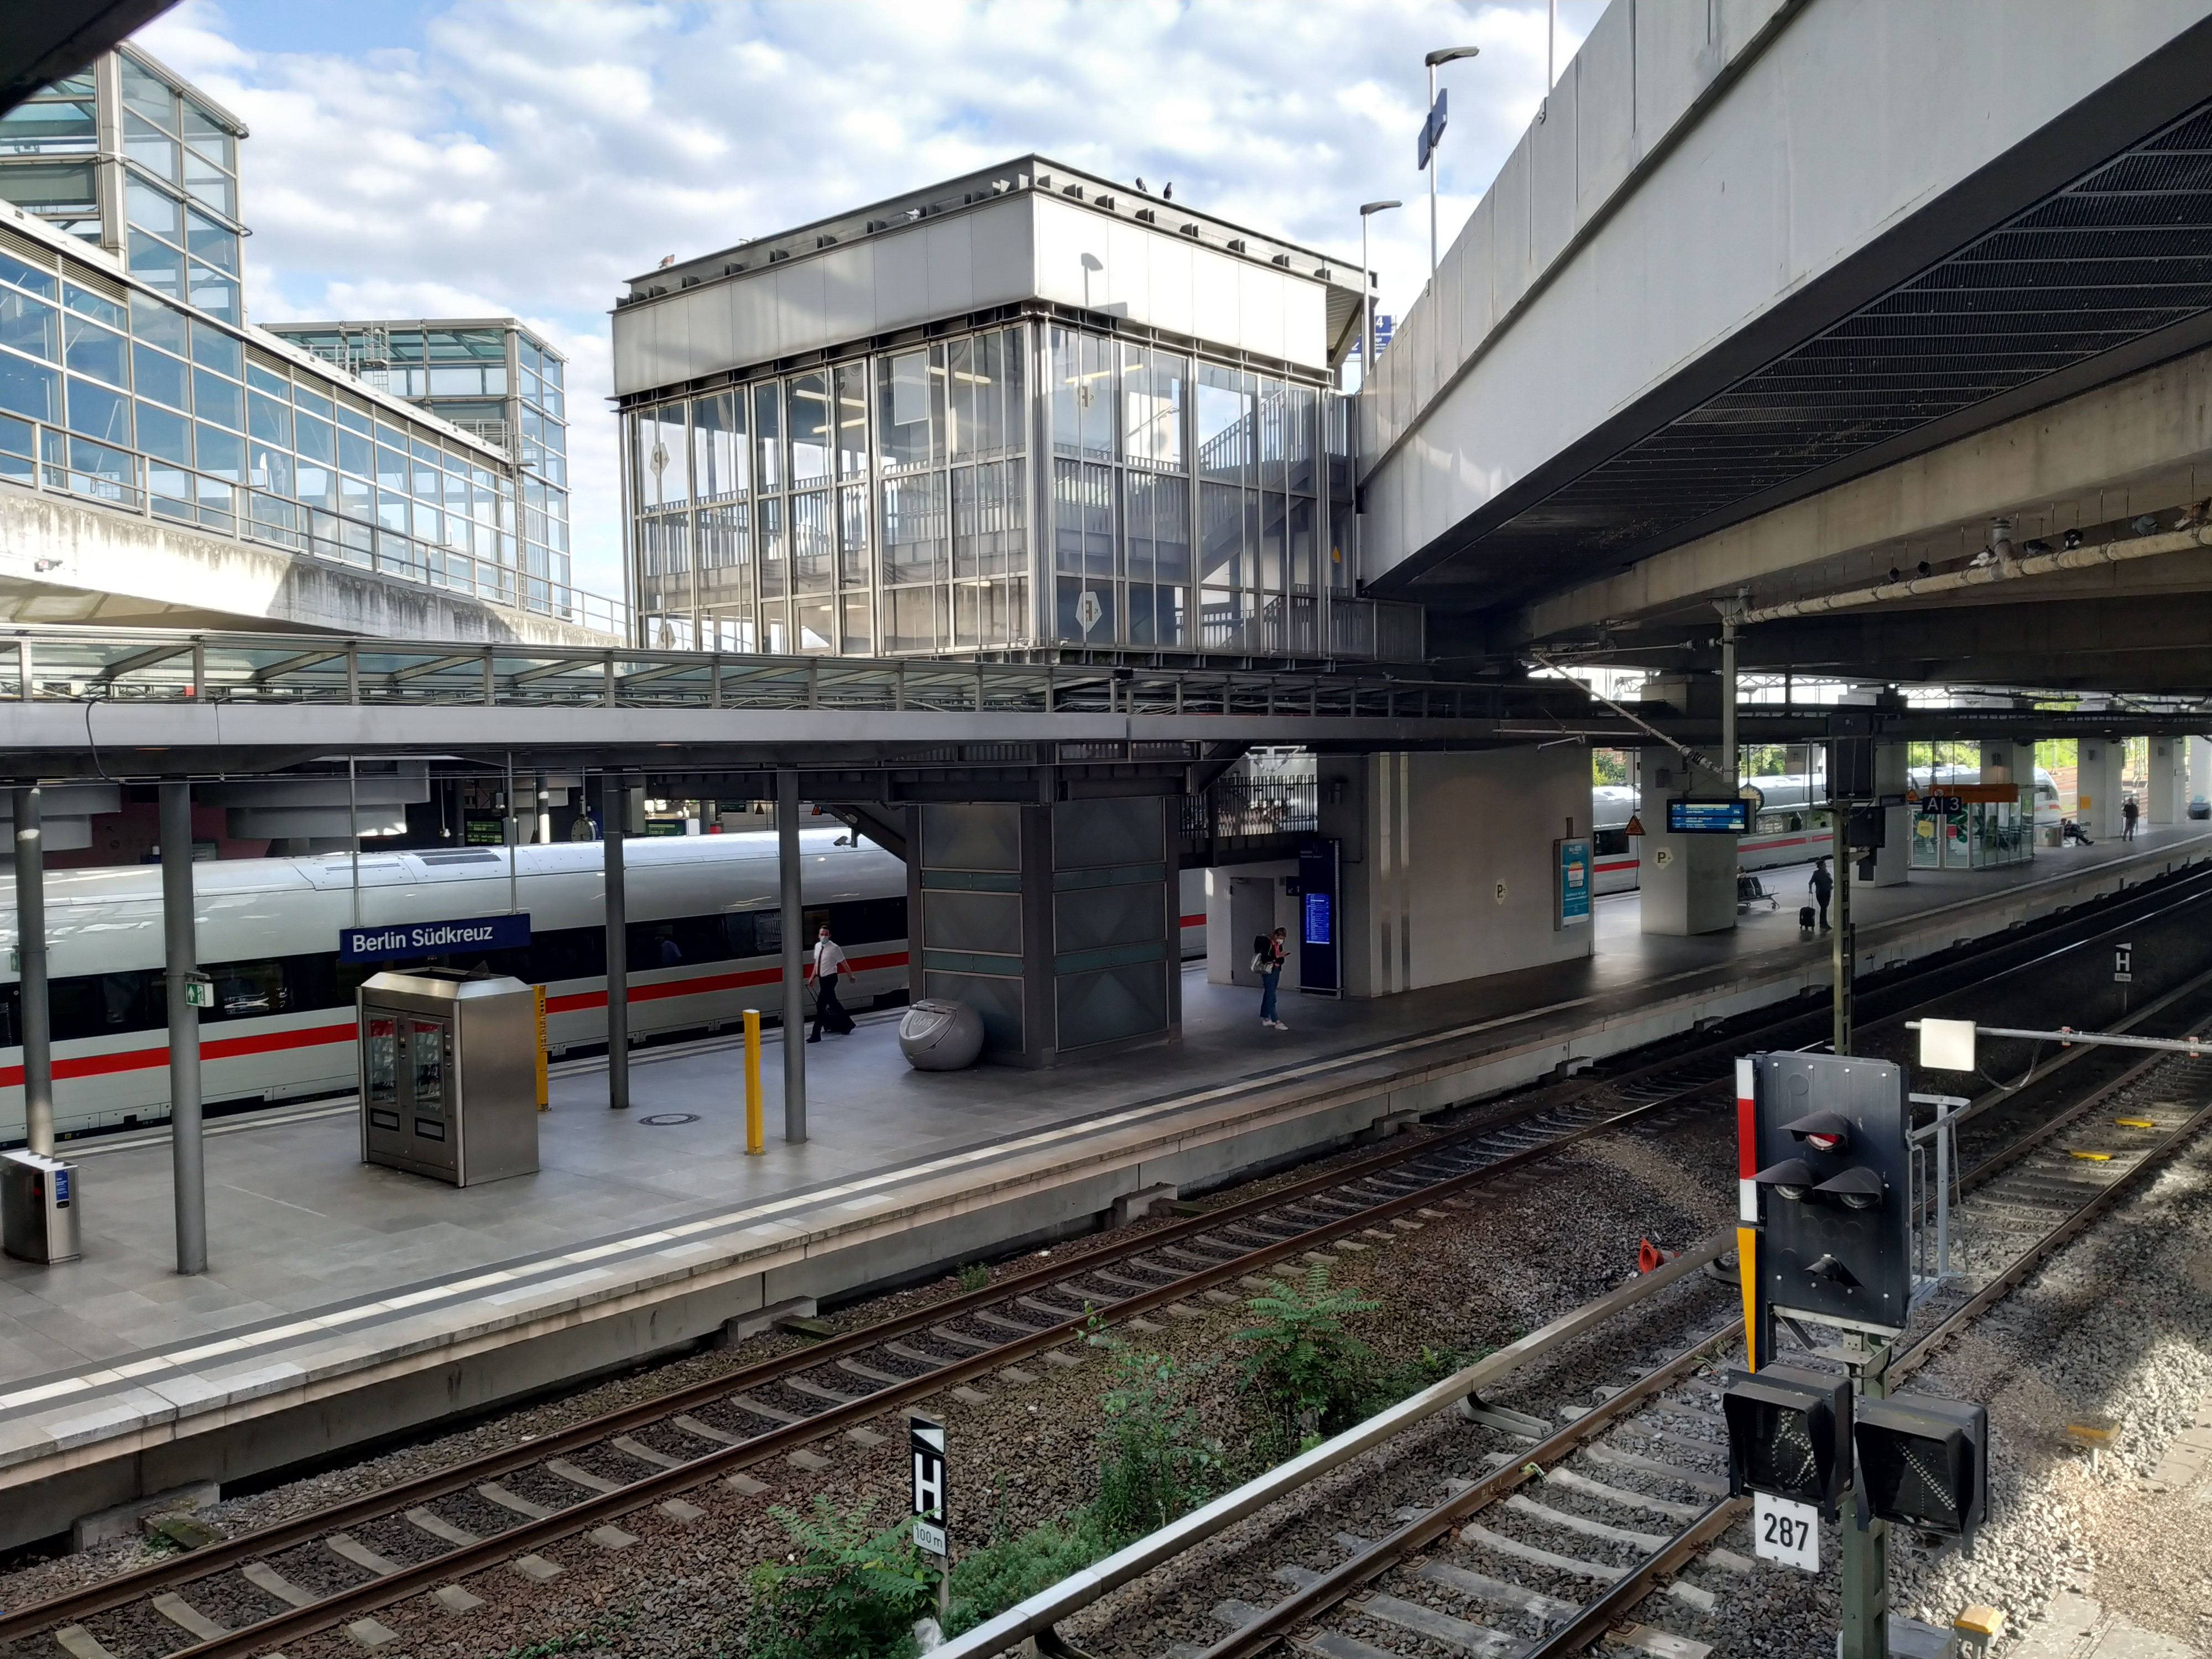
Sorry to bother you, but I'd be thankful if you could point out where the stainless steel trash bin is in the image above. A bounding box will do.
[358,969,539,1187]
[1,1149,81,1264]
[898,999,986,1071]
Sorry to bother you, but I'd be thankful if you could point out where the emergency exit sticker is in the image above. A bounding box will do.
[1754,1491,1819,1573]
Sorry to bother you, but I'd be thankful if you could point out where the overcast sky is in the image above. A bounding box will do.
[133,0,1603,599]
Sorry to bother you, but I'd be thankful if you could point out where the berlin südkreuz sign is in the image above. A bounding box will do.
[340,914,532,962]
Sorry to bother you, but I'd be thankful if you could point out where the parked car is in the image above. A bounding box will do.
[2192,795,2210,820]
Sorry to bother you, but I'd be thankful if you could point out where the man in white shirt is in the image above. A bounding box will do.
[806,924,851,1043]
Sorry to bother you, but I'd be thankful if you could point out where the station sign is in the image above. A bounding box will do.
[340,912,533,963]
[1299,837,1342,995]
[1667,797,1750,834]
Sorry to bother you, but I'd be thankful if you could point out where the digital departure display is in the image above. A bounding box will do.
[1667,797,1751,834]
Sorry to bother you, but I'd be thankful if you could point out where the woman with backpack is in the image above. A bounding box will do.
[1251,927,1287,1030]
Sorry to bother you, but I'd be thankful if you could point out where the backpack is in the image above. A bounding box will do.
[1250,934,1269,974]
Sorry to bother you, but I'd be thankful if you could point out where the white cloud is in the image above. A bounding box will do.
[131,0,1600,600]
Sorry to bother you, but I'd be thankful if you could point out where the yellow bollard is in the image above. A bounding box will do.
[743,1008,764,1155]
[534,985,549,1112]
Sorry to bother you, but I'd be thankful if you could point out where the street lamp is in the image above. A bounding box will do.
[1359,201,1401,375]
[1422,45,1480,279]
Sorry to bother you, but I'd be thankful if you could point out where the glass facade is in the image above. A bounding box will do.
[0,51,246,326]
[264,320,573,614]
[0,240,543,612]
[626,320,1353,657]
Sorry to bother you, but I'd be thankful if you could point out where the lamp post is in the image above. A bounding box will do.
[1359,200,1401,377]
[1423,45,1479,279]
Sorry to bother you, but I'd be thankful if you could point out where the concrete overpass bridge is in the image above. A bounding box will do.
[1360,0,2212,696]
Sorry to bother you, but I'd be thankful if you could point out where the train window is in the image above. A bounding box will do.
[208,960,288,1020]
[48,969,163,1041]
[830,896,907,943]
[0,982,15,1047]
[627,915,729,970]
[748,909,782,957]
[1593,828,1630,856]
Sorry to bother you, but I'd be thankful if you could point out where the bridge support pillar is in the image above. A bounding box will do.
[1981,739,2041,852]
[909,796,1179,1067]
[1859,742,1910,887]
[1314,747,1596,991]
[2148,737,2185,826]
[2078,738,2125,841]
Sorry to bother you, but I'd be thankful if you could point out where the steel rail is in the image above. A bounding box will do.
[1190,1321,1749,1659]
[10,866,2209,1653]
[0,1070,1736,1651]
[935,1240,1733,1659]
[1188,982,2212,1659]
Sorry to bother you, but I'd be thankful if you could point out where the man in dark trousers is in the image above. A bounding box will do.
[2123,796,2140,840]
[1809,856,1835,931]
[805,923,852,1042]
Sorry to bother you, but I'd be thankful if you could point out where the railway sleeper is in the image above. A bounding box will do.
[879,1339,952,1370]
[1459,1521,1627,1582]
[405,1507,481,1547]
[1539,1467,1705,1522]
[149,1592,227,1642]
[1333,1590,1518,1659]
[1501,1493,1674,1552]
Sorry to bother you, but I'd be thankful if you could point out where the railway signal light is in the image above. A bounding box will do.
[1750,1053,1912,1334]
[1722,1364,1854,1521]
[1853,1396,1988,1548]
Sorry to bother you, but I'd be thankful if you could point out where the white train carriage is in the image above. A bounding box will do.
[1590,765,2062,895]
[1,830,910,1145]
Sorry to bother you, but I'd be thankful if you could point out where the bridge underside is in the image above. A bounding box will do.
[1376,4,2212,698]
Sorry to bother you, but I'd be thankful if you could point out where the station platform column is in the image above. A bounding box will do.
[1860,742,1910,886]
[2148,737,2186,826]
[908,796,1180,1067]
[1311,747,1597,993]
[1981,738,2039,851]
[2078,738,2125,839]
[1630,675,1736,936]
[2192,737,2211,811]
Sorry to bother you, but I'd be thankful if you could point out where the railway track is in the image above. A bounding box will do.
[1118,1015,2212,1659]
[3,863,2210,1659]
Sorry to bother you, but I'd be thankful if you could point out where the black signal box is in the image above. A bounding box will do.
[1721,1364,1854,1521]
[1750,1053,1912,1336]
[1854,1396,1988,1547]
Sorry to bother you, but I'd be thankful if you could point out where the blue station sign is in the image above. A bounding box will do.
[340,913,532,963]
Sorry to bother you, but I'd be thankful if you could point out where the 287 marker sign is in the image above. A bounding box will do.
[1754,1491,1819,1572]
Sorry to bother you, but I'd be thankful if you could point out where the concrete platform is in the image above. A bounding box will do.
[0,826,2205,1546]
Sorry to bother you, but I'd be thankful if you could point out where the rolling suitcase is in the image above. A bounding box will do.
[1798,905,1817,933]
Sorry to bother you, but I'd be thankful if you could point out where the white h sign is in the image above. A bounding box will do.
[910,1415,947,1557]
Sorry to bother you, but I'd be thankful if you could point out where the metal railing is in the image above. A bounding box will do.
[1199,594,1425,663]
[1180,776,1319,843]
[1,420,627,639]
[0,623,1563,722]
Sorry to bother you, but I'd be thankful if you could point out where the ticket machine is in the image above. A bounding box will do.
[358,969,539,1187]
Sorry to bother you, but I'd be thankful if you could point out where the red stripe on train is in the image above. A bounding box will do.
[0,951,915,1086]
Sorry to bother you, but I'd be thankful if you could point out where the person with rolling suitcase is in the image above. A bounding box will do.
[1807,857,1834,932]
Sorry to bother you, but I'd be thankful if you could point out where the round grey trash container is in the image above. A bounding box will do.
[899,999,985,1071]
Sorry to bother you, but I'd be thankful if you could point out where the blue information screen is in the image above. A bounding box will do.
[1303,891,1332,946]
[340,912,533,963]
[1667,798,1751,834]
